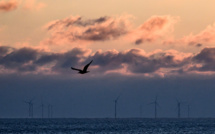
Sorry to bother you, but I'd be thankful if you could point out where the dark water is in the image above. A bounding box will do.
[1,118,215,134]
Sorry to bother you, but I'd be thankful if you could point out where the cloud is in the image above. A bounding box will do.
[0,46,91,73]
[185,23,215,46]
[43,15,181,46]
[22,0,46,11]
[0,45,192,76]
[3,46,215,76]
[0,0,46,13]
[0,0,18,12]
[0,46,13,56]
[43,15,133,45]
[0,47,39,72]
[191,47,215,71]
[163,23,215,47]
[132,16,179,45]
[89,49,191,75]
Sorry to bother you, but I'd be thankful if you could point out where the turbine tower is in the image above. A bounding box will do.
[187,104,190,118]
[40,102,44,118]
[48,104,53,118]
[48,104,50,118]
[177,100,181,118]
[50,105,53,118]
[149,96,159,118]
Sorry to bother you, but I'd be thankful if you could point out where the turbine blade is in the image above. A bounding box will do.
[116,95,121,101]
[156,102,161,108]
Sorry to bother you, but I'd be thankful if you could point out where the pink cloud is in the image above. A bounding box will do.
[0,0,18,12]
[42,15,180,46]
[42,15,133,45]
[132,16,179,45]
[2,45,215,77]
[22,0,46,11]
[163,23,215,47]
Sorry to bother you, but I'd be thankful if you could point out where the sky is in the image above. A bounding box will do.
[1,0,215,118]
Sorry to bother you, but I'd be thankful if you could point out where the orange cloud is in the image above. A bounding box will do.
[163,23,215,47]
[42,15,133,45]
[42,15,181,46]
[0,0,17,12]
[22,0,46,11]
[132,16,179,45]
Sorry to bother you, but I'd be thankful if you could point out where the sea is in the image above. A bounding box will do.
[1,118,215,134]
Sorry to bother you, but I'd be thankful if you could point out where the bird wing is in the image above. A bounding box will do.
[71,67,82,71]
[83,60,93,71]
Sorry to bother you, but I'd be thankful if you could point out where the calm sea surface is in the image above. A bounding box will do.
[1,118,215,134]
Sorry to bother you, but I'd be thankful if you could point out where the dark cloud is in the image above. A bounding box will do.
[0,0,17,12]
[0,47,89,73]
[73,16,109,27]
[0,46,13,57]
[52,48,89,72]
[135,39,143,45]
[79,22,127,41]
[48,16,109,30]
[44,16,130,45]
[196,43,202,47]
[2,46,215,75]
[194,48,215,62]
[34,53,60,66]
[191,48,215,71]
[89,49,190,74]
[0,47,38,71]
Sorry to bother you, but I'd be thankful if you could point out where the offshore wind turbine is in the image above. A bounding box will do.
[187,104,190,118]
[32,102,34,118]
[48,104,50,118]
[149,96,159,118]
[50,105,53,118]
[114,95,120,119]
[176,100,181,118]
[176,99,185,118]
[40,101,44,118]
[24,99,34,118]
[48,104,53,118]
[24,101,31,118]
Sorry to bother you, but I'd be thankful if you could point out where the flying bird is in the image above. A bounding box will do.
[71,60,93,74]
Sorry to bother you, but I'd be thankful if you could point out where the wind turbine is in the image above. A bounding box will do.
[24,99,34,118]
[187,104,190,118]
[176,99,186,118]
[48,104,53,118]
[50,105,53,118]
[114,95,120,119]
[176,99,181,118]
[40,101,44,118]
[48,104,51,118]
[149,96,159,118]
[24,101,31,118]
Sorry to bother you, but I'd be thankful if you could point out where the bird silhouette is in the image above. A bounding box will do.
[71,60,93,74]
